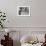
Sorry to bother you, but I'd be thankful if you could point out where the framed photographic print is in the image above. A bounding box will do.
[17,6,30,16]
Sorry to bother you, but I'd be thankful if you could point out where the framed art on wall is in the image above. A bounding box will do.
[17,6,30,16]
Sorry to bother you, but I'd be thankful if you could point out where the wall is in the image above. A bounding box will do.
[0,0,46,27]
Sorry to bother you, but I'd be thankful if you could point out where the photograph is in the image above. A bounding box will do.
[17,6,30,16]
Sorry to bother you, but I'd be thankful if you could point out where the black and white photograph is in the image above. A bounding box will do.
[17,6,30,16]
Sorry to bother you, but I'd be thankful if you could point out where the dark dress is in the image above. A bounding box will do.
[41,34,46,46]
